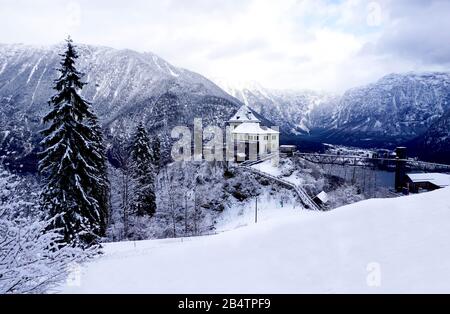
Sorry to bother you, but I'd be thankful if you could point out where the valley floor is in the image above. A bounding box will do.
[59,188,450,294]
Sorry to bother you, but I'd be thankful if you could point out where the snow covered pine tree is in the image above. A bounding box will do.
[39,37,109,247]
[130,123,157,217]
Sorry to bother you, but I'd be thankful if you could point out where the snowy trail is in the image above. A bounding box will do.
[59,188,450,294]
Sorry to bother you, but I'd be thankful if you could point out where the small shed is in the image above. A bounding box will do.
[405,173,450,193]
[313,191,329,207]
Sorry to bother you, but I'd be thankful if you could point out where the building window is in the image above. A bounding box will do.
[272,135,277,140]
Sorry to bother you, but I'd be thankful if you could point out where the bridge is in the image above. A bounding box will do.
[295,148,450,192]
[294,152,450,172]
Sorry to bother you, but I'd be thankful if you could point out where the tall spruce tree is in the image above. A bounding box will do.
[130,123,157,217]
[39,37,108,246]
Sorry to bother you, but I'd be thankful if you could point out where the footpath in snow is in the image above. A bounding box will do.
[60,187,450,293]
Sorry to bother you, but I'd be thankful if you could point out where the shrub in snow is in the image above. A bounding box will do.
[0,166,96,294]
[279,158,295,177]
[0,217,96,294]
[326,185,365,209]
[0,169,38,220]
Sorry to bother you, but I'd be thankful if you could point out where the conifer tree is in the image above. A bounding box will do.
[88,115,110,234]
[130,123,157,217]
[151,136,162,173]
[39,37,108,246]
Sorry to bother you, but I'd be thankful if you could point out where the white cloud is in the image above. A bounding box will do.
[0,0,448,92]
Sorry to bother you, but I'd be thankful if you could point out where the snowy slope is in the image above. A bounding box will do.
[60,187,450,293]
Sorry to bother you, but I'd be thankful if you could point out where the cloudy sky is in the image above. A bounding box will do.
[0,0,449,92]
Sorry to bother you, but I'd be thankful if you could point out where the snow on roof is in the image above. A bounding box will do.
[232,122,279,135]
[315,191,329,203]
[260,126,279,134]
[280,145,297,148]
[407,173,450,187]
[229,105,260,123]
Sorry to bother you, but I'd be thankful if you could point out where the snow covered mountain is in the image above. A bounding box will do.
[409,110,450,163]
[214,79,338,135]
[317,72,450,148]
[1,42,449,168]
[216,73,450,162]
[0,43,242,171]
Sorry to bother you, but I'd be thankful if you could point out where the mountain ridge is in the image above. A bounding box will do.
[0,42,243,171]
[1,42,449,168]
[217,72,450,162]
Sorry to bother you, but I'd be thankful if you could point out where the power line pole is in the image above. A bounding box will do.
[184,191,188,235]
[255,196,258,224]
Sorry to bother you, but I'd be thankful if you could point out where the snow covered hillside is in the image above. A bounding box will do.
[60,187,450,294]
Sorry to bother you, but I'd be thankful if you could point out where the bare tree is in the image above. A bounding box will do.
[184,191,189,235]
[192,188,202,236]
[108,135,134,240]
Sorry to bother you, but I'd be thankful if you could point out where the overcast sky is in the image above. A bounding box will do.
[0,0,449,92]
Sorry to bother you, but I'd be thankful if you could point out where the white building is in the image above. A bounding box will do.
[406,173,450,193]
[229,105,279,161]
